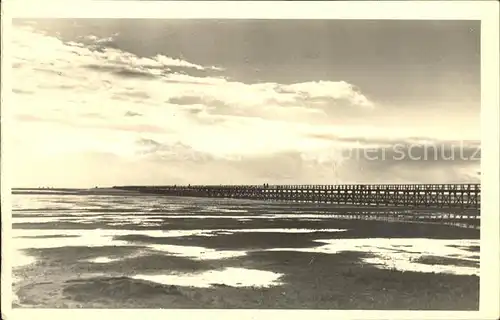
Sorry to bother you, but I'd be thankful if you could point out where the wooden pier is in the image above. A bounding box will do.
[114,183,480,212]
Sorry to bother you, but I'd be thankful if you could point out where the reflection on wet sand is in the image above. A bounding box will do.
[11,193,480,309]
[132,267,284,288]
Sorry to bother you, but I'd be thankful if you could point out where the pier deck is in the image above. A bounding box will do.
[114,183,480,212]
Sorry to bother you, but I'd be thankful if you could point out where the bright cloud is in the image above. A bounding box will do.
[8,24,480,187]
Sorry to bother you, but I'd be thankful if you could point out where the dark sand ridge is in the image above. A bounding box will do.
[12,218,480,239]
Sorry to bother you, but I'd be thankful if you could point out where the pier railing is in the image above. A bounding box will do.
[113,183,480,211]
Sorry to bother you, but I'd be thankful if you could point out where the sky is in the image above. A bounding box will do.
[9,19,481,187]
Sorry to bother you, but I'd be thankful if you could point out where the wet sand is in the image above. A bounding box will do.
[11,194,480,309]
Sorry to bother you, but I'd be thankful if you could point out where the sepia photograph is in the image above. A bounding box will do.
[1,1,499,319]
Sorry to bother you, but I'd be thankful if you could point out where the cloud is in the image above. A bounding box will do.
[9,25,480,187]
[125,111,142,117]
[78,32,222,72]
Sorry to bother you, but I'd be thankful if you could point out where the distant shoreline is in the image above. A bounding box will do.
[11,188,144,196]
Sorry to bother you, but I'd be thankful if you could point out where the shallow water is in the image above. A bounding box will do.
[268,238,479,276]
[11,193,480,291]
[131,268,284,288]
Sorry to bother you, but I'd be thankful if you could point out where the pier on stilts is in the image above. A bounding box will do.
[113,183,481,228]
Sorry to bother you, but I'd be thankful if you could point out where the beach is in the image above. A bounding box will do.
[11,190,479,309]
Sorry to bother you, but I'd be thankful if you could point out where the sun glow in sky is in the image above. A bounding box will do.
[9,19,480,187]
